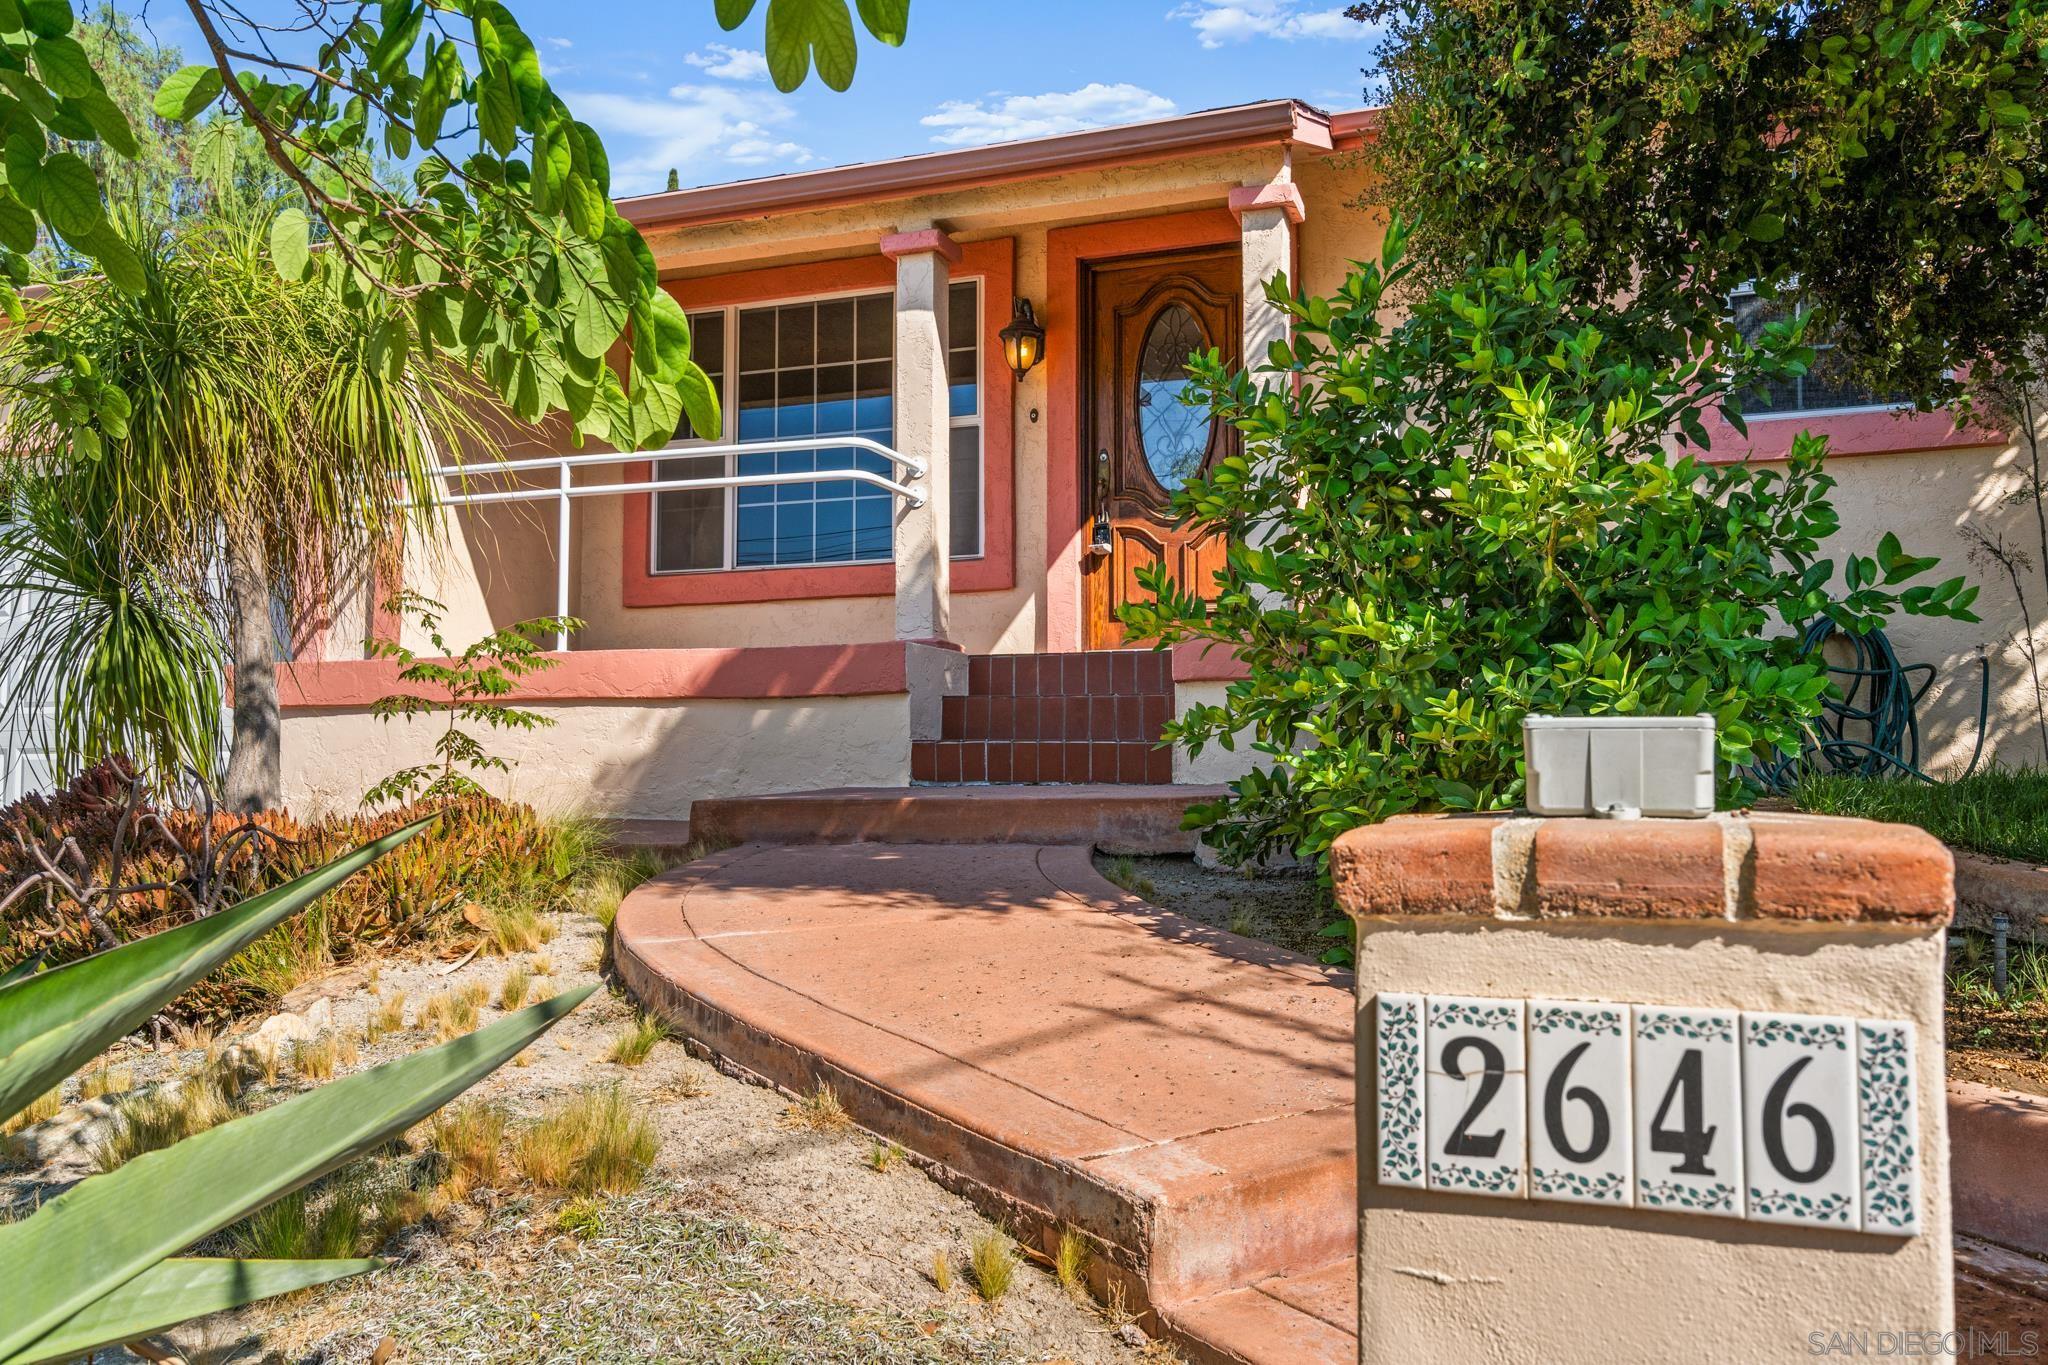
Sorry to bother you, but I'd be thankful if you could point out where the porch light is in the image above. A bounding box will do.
[999,298,1046,381]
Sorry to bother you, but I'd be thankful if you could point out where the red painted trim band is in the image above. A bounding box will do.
[278,642,917,710]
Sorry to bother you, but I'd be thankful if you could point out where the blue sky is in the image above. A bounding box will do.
[529,1,1380,195]
[124,2,1378,198]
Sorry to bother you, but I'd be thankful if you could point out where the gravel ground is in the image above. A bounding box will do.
[4,901,1159,1364]
[1093,852,1335,960]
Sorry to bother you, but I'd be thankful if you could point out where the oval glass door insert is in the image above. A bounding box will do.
[1136,304,1211,491]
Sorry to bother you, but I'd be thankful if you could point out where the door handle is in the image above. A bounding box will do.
[1088,450,1113,557]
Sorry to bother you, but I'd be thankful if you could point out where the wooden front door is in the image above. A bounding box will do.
[1082,247,1240,649]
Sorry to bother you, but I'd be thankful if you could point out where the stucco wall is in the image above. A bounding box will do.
[280,695,910,820]
[1353,917,1951,1363]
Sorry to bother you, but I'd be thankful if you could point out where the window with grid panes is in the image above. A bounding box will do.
[652,282,983,573]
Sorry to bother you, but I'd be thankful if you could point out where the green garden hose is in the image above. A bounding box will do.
[1746,617,1989,793]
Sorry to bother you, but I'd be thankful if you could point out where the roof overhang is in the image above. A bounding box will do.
[619,100,1381,234]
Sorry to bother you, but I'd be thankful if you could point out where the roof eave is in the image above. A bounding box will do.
[620,99,1371,234]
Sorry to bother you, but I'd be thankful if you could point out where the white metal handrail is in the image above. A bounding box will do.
[423,437,926,649]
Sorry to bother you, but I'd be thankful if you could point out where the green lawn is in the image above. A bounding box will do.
[1790,768,2048,864]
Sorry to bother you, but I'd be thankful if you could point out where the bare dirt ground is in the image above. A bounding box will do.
[3,904,1158,1364]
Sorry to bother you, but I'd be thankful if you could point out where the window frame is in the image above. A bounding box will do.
[650,281,986,578]
[1726,282,1916,424]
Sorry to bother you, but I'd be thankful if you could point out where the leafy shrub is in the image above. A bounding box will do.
[1123,232,1978,875]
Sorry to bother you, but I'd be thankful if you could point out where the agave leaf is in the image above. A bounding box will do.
[0,815,435,1126]
[0,987,592,1358]
[0,955,40,989]
[12,1257,381,1365]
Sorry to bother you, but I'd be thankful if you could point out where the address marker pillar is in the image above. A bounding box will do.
[1333,811,1955,1363]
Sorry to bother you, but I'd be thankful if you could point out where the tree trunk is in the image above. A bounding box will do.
[221,524,282,813]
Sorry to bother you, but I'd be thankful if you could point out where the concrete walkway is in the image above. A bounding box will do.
[615,840,1359,1363]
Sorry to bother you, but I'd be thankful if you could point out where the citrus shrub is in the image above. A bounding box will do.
[1120,228,1979,879]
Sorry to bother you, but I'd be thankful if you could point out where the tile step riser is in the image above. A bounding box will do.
[966,651,1173,700]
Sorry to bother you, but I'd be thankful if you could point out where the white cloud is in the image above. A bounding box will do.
[685,43,771,82]
[921,83,1177,148]
[1170,1,1367,46]
[544,36,573,49]
[567,84,812,193]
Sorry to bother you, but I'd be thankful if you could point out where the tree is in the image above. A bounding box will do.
[1121,233,1976,880]
[1353,0,2048,405]
[4,202,485,808]
[0,0,910,462]
[0,0,913,808]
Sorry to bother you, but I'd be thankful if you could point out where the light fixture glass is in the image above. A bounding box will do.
[998,297,1045,381]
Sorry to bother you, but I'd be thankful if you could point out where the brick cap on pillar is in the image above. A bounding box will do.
[880,227,963,265]
[1331,810,1953,925]
[1228,182,1306,224]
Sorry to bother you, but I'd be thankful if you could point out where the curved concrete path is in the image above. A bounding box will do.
[616,841,1358,1363]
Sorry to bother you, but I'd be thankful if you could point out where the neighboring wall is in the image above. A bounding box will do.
[1816,439,2046,774]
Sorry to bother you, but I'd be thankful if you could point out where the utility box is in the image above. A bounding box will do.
[1523,715,1716,819]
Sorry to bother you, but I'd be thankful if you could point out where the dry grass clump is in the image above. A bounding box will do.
[781,1082,851,1134]
[291,1034,342,1081]
[969,1229,1018,1302]
[580,848,669,930]
[1101,856,1158,902]
[419,989,479,1041]
[430,1101,508,1198]
[866,1139,903,1173]
[931,1248,955,1294]
[1055,1226,1092,1296]
[3,1086,62,1136]
[94,1065,240,1171]
[606,1013,667,1067]
[78,1065,135,1102]
[366,991,407,1043]
[497,964,531,1013]
[476,900,555,956]
[233,1181,368,1261]
[512,1084,658,1197]
[528,953,553,976]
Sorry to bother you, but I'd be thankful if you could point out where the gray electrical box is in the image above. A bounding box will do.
[1523,715,1717,819]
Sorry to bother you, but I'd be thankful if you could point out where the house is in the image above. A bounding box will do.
[271,99,2039,820]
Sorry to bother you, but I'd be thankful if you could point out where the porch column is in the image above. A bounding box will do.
[1229,178,1305,378]
[883,227,957,643]
[1231,177,1305,586]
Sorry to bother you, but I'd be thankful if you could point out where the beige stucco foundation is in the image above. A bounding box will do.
[280,694,910,820]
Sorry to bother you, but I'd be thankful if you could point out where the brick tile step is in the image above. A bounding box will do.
[915,738,1173,785]
[968,650,1173,699]
[942,691,1172,745]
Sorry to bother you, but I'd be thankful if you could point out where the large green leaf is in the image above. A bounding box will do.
[27,150,102,239]
[855,0,909,45]
[14,1258,380,1365]
[29,34,93,99]
[152,64,223,122]
[765,0,859,92]
[0,816,435,1126]
[270,205,311,282]
[0,988,592,1359]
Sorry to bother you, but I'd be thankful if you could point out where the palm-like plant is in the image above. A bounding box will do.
[2,202,485,809]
